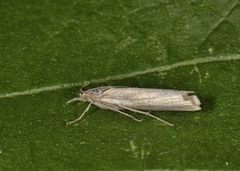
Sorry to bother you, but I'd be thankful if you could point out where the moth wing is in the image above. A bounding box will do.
[100,88,201,111]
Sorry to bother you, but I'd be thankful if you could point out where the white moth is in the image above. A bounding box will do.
[67,86,201,126]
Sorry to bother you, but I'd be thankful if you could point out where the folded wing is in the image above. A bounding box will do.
[100,88,201,111]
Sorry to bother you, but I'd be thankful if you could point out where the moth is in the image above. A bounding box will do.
[67,86,201,126]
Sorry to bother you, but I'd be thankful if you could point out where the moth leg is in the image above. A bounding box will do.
[67,103,92,125]
[114,110,143,122]
[95,103,143,122]
[118,105,174,127]
[66,98,82,105]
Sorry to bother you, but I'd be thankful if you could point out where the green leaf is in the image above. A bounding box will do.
[1,0,240,170]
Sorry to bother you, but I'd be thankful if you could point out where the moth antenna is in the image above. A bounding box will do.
[80,81,90,91]
[80,89,85,94]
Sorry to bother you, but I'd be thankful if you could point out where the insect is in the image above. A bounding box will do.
[66,86,201,126]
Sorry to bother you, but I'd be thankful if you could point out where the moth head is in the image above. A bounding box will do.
[66,90,91,105]
[79,90,92,102]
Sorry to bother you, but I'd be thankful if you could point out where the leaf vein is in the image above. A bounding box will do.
[201,0,239,45]
[0,54,240,99]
